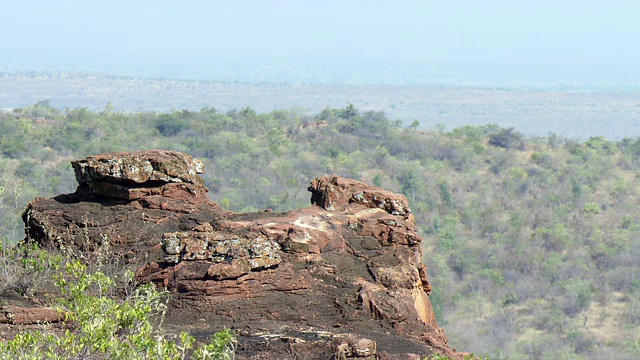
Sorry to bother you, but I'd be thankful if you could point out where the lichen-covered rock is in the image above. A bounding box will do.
[72,150,205,185]
[309,174,412,217]
[160,223,282,279]
[335,338,378,359]
[23,150,220,260]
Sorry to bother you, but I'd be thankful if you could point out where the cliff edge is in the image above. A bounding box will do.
[21,150,462,359]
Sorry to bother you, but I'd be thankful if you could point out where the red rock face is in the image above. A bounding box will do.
[22,151,464,359]
[23,151,220,259]
[0,306,64,325]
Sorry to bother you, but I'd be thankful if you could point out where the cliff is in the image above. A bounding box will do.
[20,150,462,359]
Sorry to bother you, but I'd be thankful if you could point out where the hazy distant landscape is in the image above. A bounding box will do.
[2,71,639,140]
[3,1,639,141]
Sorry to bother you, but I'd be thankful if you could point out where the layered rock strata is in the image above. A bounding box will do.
[23,150,221,260]
[21,151,462,359]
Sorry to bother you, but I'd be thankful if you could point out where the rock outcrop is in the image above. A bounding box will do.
[23,150,221,261]
[0,306,64,325]
[20,151,462,359]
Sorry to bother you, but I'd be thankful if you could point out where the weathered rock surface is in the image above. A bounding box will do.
[0,306,64,325]
[23,150,221,260]
[72,150,205,186]
[18,151,464,359]
[335,338,378,360]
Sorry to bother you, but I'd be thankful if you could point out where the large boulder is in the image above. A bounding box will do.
[72,150,205,186]
[23,150,220,260]
[309,174,413,218]
[20,151,465,359]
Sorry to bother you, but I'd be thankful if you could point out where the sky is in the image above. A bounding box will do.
[1,0,639,88]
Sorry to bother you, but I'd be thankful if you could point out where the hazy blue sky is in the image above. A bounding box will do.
[2,1,639,87]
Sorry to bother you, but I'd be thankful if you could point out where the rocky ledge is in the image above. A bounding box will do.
[20,150,464,359]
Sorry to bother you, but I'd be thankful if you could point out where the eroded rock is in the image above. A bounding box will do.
[309,174,412,218]
[335,337,378,359]
[20,152,464,359]
[72,150,205,186]
[22,151,220,259]
[0,306,64,325]
[161,223,282,279]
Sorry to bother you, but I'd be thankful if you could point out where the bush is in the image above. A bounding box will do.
[0,260,236,360]
[488,128,525,150]
[0,242,61,296]
[583,202,601,215]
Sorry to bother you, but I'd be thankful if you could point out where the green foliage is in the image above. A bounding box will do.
[432,215,460,251]
[372,173,383,187]
[561,279,593,316]
[582,201,601,215]
[531,151,551,166]
[425,354,452,360]
[0,242,62,296]
[585,136,614,153]
[438,181,454,208]
[488,127,525,150]
[0,260,236,360]
[192,330,236,360]
[155,116,189,137]
[2,103,640,359]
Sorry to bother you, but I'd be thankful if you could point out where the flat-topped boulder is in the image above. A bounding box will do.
[72,150,205,186]
[23,151,220,259]
[69,150,210,205]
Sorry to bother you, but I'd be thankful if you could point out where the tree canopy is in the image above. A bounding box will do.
[1,104,639,359]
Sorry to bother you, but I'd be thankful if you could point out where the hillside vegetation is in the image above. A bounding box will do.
[1,102,639,359]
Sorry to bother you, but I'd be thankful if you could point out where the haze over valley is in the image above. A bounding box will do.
[2,72,639,140]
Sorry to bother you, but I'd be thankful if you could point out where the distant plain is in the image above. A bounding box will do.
[1,72,639,140]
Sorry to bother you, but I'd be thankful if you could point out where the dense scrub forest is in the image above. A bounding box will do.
[1,101,640,359]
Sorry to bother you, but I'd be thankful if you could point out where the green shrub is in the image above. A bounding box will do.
[0,260,236,360]
[583,202,601,215]
[488,127,525,150]
[0,242,61,296]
